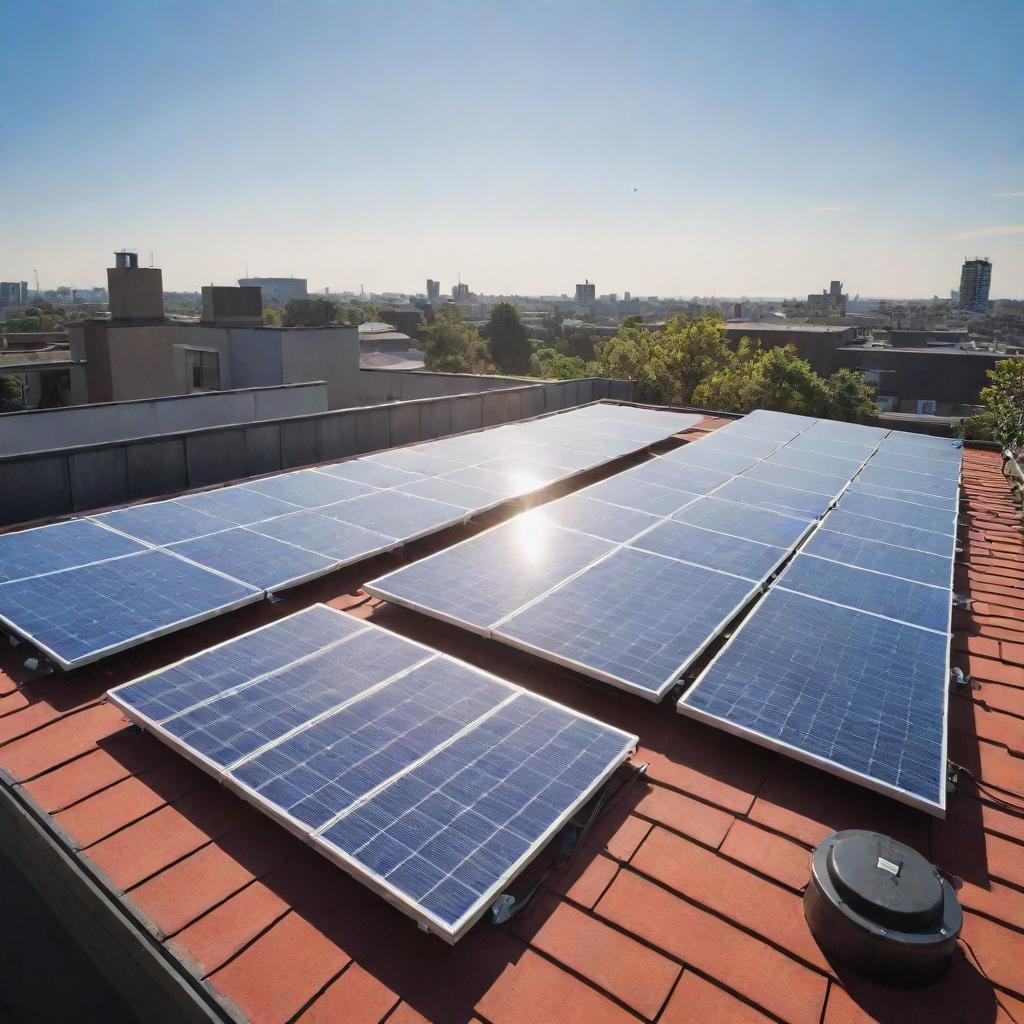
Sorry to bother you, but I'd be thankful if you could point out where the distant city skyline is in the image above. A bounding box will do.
[2,0,1022,298]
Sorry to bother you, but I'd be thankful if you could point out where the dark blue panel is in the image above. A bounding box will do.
[109,605,363,722]
[838,490,956,533]
[632,519,785,582]
[495,547,756,697]
[231,659,514,830]
[244,470,377,509]
[169,527,335,591]
[0,519,144,584]
[321,691,632,929]
[527,493,660,544]
[714,477,832,518]
[672,496,812,547]
[856,464,959,501]
[94,502,229,546]
[777,554,950,632]
[247,510,394,563]
[822,510,954,558]
[802,529,953,588]
[318,460,427,489]
[0,550,259,668]
[844,480,957,512]
[366,520,614,632]
[317,489,467,541]
[620,460,734,496]
[162,627,429,768]
[879,436,963,461]
[175,485,299,525]
[760,447,863,481]
[579,475,700,516]
[787,435,878,460]
[659,444,761,475]
[680,588,947,810]
[742,462,844,497]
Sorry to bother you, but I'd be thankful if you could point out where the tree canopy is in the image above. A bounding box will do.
[421,307,497,375]
[960,358,1024,449]
[281,297,342,327]
[486,302,532,374]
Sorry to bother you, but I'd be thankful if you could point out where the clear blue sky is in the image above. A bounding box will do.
[3,0,1022,298]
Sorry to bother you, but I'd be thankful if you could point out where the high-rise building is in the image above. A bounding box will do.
[575,280,596,303]
[0,281,29,306]
[238,277,307,307]
[452,282,469,301]
[426,279,440,302]
[806,279,847,316]
[958,258,992,314]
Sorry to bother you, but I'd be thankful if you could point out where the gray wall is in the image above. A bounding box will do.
[358,368,544,404]
[0,377,634,527]
[0,383,328,456]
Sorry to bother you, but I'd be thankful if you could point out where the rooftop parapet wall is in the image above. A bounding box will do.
[0,376,632,527]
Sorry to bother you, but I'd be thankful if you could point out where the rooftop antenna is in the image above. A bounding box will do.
[149,252,154,268]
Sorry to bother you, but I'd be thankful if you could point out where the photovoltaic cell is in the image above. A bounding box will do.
[0,519,145,584]
[714,477,833,518]
[244,470,377,509]
[787,435,878,460]
[759,447,863,480]
[246,511,395,564]
[365,448,467,477]
[802,528,953,588]
[473,457,568,489]
[631,519,787,582]
[526,493,661,544]
[741,462,844,498]
[317,460,427,489]
[496,547,757,698]
[365,519,614,633]
[696,433,783,459]
[837,490,956,534]
[169,527,336,591]
[0,551,260,669]
[776,554,950,632]
[659,444,761,475]
[93,502,230,546]
[822,510,955,558]
[394,476,502,513]
[515,442,604,472]
[679,588,948,813]
[175,486,299,525]
[672,496,812,547]
[868,451,962,481]
[619,460,734,496]
[856,464,959,501]
[317,490,468,541]
[577,475,700,516]
[108,604,636,943]
[843,480,958,512]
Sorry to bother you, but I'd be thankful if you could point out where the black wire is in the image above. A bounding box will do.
[948,760,1024,815]
[960,936,1021,1024]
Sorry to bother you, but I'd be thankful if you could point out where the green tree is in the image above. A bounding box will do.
[826,368,878,423]
[422,308,497,374]
[530,348,599,380]
[595,315,733,405]
[261,306,282,327]
[486,302,532,374]
[960,359,1024,448]
[0,375,24,411]
[281,297,342,327]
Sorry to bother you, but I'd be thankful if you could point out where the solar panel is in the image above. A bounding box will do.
[786,434,879,460]
[658,444,761,475]
[740,462,845,498]
[317,460,428,489]
[713,477,833,518]
[317,490,469,542]
[712,422,797,445]
[93,502,230,546]
[0,551,260,669]
[619,460,734,496]
[879,434,962,457]
[0,519,145,584]
[108,604,636,943]
[494,547,758,699]
[822,510,955,558]
[631,519,788,582]
[801,528,953,588]
[514,442,605,472]
[775,553,950,632]
[168,527,337,592]
[577,475,701,516]
[696,433,783,459]
[868,451,962,481]
[244,470,377,509]
[856,464,959,501]
[394,476,503,513]
[525,493,661,544]
[175,485,300,525]
[672,496,813,547]
[366,518,614,634]
[678,588,948,814]
[843,479,958,512]
[439,466,533,501]
[837,490,957,534]
[365,448,467,477]
[741,409,816,432]
[246,510,396,564]
[758,447,864,481]
[573,405,700,432]
[473,456,569,489]
[541,427,639,458]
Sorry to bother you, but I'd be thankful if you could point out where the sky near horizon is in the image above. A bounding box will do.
[2,0,1022,298]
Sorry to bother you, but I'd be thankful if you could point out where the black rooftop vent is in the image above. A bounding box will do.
[804,830,962,987]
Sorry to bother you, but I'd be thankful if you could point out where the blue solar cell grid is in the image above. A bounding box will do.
[247,510,395,564]
[93,502,230,546]
[741,462,844,498]
[802,528,953,588]
[714,477,833,518]
[822,510,955,558]
[244,470,377,509]
[659,443,761,475]
[844,480,957,512]
[0,519,145,584]
[578,475,700,516]
[527,493,661,544]
[672,496,812,546]
[620,460,734,496]
[317,490,469,542]
[108,604,636,942]
[679,588,948,813]
[838,490,957,534]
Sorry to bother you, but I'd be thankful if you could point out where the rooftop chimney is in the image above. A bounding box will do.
[114,250,139,269]
[107,251,164,320]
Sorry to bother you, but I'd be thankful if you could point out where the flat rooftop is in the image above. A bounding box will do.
[724,322,854,334]
[0,415,1022,1024]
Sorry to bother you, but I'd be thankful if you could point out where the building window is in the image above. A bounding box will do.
[186,349,220,391]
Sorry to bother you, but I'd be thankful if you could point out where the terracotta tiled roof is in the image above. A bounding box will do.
[2,425,1023,1024]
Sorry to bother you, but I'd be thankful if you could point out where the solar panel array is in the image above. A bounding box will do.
[367,409,891,699]
[0,404,697,669]
[107,604,637,943]
[679,424,961,816]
